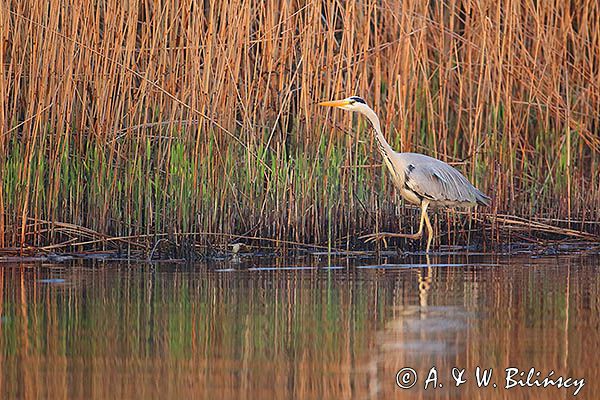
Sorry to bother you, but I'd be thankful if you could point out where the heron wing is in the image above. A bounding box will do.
[402,154,490,206]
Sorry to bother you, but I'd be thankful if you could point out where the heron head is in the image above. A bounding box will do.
[319,96,368,112]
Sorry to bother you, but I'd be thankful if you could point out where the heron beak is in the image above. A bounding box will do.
[318,99,351,108]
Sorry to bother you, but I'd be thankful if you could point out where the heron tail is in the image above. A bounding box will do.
[475,189,491,207]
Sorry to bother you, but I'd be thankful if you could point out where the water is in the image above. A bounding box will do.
[0,253,598,399]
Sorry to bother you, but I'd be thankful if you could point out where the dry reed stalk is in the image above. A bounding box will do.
[0,0,598,253]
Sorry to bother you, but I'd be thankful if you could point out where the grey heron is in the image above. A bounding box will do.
[320,96,491,252]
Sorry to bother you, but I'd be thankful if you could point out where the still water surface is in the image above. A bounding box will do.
[0,253,598,399]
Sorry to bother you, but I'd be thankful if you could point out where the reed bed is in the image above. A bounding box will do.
[1,0,599,254]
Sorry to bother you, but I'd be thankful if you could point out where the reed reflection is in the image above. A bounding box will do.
[0,254,597,399]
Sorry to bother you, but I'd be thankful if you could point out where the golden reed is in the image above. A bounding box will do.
[0,0,598,253]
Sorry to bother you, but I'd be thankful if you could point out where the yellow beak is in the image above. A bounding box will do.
[318,99,351,108]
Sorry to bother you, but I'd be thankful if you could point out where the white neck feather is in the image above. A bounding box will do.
[360,105,395,157]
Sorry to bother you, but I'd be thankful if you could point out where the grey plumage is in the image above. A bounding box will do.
[395,152,491,207]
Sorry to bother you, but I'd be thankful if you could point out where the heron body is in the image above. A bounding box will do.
[319,96,490,252]
[387,152,490,208]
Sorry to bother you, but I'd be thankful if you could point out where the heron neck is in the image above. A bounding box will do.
[362,107,395,158]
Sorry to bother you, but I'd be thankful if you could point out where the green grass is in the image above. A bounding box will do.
[1,0,599,253]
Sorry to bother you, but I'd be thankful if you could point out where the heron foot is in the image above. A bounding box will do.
[360,232,389,247]
[360,232,423,246]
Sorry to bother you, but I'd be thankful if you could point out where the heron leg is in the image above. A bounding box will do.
[424,209,434,253]
[361,201,429,245]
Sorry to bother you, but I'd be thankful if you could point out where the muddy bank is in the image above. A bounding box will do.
[1,241,598,264]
